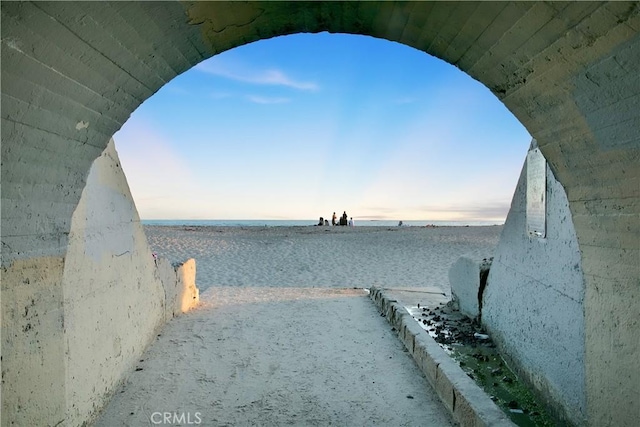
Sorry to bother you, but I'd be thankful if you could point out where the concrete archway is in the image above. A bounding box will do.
[2,2,638,425]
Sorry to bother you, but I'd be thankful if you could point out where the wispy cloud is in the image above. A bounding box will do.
[246,95,291,105]
[414,202,511,220]
[196,60,319,91]
[359,201,511,221]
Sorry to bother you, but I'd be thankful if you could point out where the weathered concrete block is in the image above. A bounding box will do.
[415,335,438,386]
[449,256,492,320]
[452,388,478,427]
[435,367,456,414]
[176,258,200,313]
[157,257,200,320]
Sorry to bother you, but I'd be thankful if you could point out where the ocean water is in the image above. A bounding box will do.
[142,219,503,227]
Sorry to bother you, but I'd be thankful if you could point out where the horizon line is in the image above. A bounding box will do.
[140,218,505,223]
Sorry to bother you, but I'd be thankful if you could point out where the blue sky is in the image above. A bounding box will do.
[114,32,531,222]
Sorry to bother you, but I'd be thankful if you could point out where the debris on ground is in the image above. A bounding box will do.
[408,301,560,427]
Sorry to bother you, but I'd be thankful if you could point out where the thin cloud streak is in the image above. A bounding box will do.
[416,202,511,217]
[246,95,291,104]
[360,201,511,221]
[196,60,319,91]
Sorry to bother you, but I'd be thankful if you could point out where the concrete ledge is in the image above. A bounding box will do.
[369,287,514,427]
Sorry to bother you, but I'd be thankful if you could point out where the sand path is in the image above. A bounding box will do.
[95,226,502,425]
[94,287,455,426]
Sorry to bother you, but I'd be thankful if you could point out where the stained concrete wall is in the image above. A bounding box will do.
[1,139,200,426]
[1,257,67,425]
[1,2,638,426]
[483,147,586,424]
[449,256,492,320]
[61,139,168,424]
[157,257,200,322]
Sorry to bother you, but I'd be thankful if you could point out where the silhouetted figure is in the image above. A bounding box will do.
[318,217,324,226]
[340,211,348,226]
[332,212,337,226]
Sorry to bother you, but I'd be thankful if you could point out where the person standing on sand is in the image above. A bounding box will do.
[332,212,337,226]
[341,211,348,226]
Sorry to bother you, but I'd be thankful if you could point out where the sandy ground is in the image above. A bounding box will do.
[144,225,502,295]
[94,225,502,426]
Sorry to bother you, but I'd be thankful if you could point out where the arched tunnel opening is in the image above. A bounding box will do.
[114,32,530,226]
[115,31,530,295]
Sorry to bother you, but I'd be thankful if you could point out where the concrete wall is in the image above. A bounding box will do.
[61,139,168,424]
[157,257,200,322]
[449,256,492,320]
[1,140,200,426]
[483,148,586,424]
[1,257,67,425]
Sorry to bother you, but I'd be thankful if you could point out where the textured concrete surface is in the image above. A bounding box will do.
[60,139,168,425]
[1,2,638,425]
[484,146,586,424]
[449,256,492,320]
[370,287,514,427]
[158,258,200,319]
[1,256,67,425]
[1,140,200,425]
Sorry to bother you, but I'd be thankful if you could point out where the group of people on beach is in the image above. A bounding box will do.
[317,211,354,227]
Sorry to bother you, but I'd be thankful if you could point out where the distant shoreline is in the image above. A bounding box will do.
[141,219,504,227]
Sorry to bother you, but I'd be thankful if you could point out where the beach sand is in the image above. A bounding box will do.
[95,225,502,425]
[144,225,503,295]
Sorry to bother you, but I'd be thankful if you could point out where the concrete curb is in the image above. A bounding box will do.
[369,287,515,427]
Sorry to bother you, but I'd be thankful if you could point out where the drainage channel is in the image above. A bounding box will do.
[407,301,560,427]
